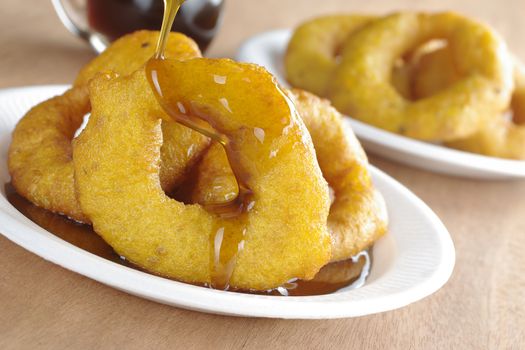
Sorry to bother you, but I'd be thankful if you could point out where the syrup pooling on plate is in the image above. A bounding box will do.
[5,183,372,296]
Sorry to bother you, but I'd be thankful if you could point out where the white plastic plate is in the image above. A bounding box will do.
[0,85,454,319]
[237,29,525,180]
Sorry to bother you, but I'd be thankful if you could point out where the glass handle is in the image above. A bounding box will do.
[51,0,108,53]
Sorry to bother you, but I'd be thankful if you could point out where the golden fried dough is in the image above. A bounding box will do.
[8,31,208,222]
[74,30,201,86]
[285,15,415,99]
[76,30,211,193]
[328,12,514,141]
[290,89,387,261]
[285,15,374,97]
[73,60,331,290]
[8,87,91,222]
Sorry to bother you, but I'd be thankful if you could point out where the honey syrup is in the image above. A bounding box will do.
[5,183,371,296]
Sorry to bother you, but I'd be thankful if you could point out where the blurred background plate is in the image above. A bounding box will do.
[0,85,454,319]
[236,29,525,180]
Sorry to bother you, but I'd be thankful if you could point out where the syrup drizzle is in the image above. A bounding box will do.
[151,0,252,289]
[154,0,185,59]
[147,60,252,289]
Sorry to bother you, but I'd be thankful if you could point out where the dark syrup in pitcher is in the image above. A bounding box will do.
[87,0,224,52]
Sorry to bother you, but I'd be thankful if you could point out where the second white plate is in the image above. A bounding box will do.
[236,29,525,180]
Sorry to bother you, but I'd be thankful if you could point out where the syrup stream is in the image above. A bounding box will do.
[154,0,185,59]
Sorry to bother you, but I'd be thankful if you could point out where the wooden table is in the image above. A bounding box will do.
[1,0,524,348]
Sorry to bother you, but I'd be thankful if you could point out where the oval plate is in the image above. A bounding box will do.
[0,85,454,319]
[237,29,525,180]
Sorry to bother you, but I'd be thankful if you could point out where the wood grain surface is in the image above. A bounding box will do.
[1,0,524,349]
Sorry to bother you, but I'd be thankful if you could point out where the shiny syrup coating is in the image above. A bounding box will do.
[146,57,256,289]
[150,0,253,289]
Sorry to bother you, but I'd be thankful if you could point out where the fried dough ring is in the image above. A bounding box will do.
[191,89,388,262]
[285,15,414,99]
[73,60,331,290]
[8,31,208,222]
[415,48,525,159]
[285,15,374,97]
[8,87,91,222]
[327,12,514,141]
